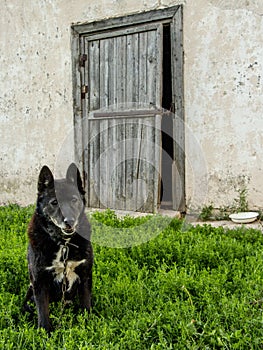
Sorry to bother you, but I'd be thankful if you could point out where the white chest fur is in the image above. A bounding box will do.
[46,245,86,292]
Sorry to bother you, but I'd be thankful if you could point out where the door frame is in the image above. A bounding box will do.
[71,5,185,212]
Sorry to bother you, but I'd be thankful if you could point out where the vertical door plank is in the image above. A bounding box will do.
[126,34,133,106]
[146,28,163,109]
[124,119,137,211]
[132,33,139,105]
[100,39,109,110]
[88,40,100,111]
[171,6,185,211]
[98,119,109,208]
[152,115,162,212]
[116,36,127,108]
[110,118,118,208]
[88,119,101,207]
[138,31,147,106]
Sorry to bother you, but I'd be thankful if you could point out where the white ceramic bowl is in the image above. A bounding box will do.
[229,212,259,224]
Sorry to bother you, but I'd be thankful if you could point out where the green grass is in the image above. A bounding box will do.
[0,205,263,349]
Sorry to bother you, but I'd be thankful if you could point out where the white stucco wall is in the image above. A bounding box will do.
[0,0,262,211]
[184,0,263,210]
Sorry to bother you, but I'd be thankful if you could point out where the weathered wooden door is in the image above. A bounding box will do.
[72,6,185,213]
[81,23,163,212]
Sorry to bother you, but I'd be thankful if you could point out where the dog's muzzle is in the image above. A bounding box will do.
[62,218,76,236]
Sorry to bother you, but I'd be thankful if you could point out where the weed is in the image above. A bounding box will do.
[199,204,214,221]
[199,183,252,221]
[258,211,263,221]
[233,187,249,213]
[215,206,230,220]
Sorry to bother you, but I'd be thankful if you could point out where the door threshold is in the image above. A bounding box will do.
[160,201,173,209]
[158,208,181,218]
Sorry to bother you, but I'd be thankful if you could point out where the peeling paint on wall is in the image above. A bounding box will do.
[208,0,263,15]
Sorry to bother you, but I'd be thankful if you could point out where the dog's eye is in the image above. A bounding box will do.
[50,199,58,206]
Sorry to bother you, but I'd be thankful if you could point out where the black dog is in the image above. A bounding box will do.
[23,163,93,332]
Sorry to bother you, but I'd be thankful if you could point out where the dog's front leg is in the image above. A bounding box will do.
[22,284,34,314]
[33,284,52,332]
[78,270,92,311]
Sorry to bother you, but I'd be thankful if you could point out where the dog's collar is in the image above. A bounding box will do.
[43,225,78,248]
[61,229,76,238]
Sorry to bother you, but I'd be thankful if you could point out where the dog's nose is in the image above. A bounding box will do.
[64,217,75,228]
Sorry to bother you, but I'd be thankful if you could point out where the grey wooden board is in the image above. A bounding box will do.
[72,6,180,35]
[171,6,185,211]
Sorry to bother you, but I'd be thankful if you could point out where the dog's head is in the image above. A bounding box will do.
[37,163,86,238]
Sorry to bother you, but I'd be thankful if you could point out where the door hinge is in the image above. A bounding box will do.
[81,85,89,99]
[79,54,87,67]
[170,102,176,114]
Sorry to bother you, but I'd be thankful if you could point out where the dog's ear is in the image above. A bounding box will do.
[66,163,85,195]
[38,166,54,193]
